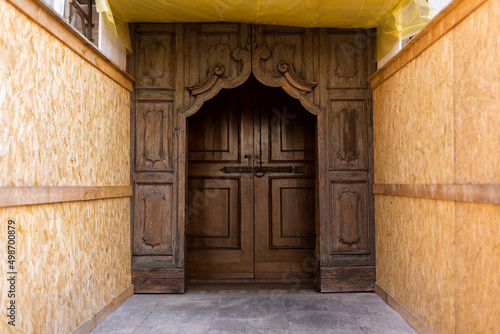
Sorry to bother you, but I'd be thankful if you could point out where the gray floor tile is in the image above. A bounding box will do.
[209,329,288,334]
[155,296,220,312]
[141,309,217,328]
[91,291,416,334]
[284,294,344,311]
[211,296,287,330]
[286,310,364,334]
[342,301,417,334]
[91,308,151,334]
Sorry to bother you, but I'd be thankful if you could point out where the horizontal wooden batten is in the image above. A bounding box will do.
[373,184,500,205]
[70,284,134,334]
[375,283,435,334]
[0,186,133,208]
[6,0,134,91]
[368,0,487,89]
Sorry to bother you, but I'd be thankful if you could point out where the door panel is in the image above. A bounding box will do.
[270,178,316,249]
[254,84,316,279]
[187,77,317,280]
[187,91,240,162]
[186,78,255,278]
[187,178,241,249]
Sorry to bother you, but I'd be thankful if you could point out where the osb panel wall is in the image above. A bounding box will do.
[453,0,500,184]
[375,196,455,333]
[0,199,131,333]
[373,0,499,333]
[372,33,455,185]
[455,202,500,333]
[0,0,131,332]
[0,0,130,187]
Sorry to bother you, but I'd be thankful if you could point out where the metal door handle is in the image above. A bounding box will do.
[220,166,305,176]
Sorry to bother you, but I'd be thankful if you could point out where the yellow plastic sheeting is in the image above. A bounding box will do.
[96,0,434,59]
[96,0,132,52]
[377,0,434,60]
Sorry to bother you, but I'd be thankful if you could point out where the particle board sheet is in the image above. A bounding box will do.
[375,195,455,333]
[372,33,454,185]
[455,202,500,333]
[453,0,500,184]
[0,0,130,187]
[0,198,131,333]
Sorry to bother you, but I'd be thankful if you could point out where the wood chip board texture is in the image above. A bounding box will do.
[0,198,131,333]
[0,0,130,187]
[375,196,456,333]
[372,0,500,332]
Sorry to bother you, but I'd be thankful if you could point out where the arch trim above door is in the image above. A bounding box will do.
[179,32,323,117]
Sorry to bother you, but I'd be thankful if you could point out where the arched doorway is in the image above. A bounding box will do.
[130,23,375,293]
[186,75,316,281]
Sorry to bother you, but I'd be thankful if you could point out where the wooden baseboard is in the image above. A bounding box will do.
[317,266,375,292]
[70,284,134,334]
[375,283,435,334]
[132,268,185,293]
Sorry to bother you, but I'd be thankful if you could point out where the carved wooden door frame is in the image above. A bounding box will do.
[130,23,376,293]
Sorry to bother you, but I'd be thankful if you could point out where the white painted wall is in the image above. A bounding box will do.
[378,0,453,68]
[44,0,65,16]
[98,13,127,70]
[428,0,453,13]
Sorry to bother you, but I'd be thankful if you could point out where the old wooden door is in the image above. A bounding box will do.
[130,23,376,293]
[187,76,316,280]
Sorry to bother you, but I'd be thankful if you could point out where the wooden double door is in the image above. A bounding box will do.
[187,76,316,280]
[130,23,376,293]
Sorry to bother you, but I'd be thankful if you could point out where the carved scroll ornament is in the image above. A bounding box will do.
[187,64,225,96]
[277,61,317,93]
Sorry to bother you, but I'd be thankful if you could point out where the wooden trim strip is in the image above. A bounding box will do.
[368,0,487,89]
[0,186,133,208]
[375,283,435,334]
[5,0,134,92]
[70,284,134,334]
[373,184,500,205]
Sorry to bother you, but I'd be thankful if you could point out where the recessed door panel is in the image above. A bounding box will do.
[187,76,316,280]
[187,178,240,249]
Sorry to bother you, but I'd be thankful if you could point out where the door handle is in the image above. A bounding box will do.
[220,166,305,176]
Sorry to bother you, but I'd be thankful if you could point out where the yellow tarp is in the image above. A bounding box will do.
[96,0,434,59]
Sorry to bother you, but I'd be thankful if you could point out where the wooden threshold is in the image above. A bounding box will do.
[187,279,315,291]
[70,284,134,334]
[375,283,435,334]
[373,184,500,205]
[0,186,132,208]
[5,0,134,91]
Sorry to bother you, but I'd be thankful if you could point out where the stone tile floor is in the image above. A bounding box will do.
[91,290,416,334]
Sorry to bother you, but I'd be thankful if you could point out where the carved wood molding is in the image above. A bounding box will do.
[337,190,361,245]
[179,47,251,117]
[187,64,225,96]
[277,61,317,93]
[252,45,323,115]
[0,186,132,208]
[373,184,500,205]
[180,40,323,117]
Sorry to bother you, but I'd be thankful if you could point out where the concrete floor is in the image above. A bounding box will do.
[91,290,416,334]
